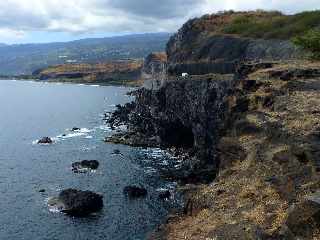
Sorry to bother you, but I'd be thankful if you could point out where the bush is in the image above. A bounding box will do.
[292,30,320,59]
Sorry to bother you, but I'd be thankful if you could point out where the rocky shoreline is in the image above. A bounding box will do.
[104,10,320,239]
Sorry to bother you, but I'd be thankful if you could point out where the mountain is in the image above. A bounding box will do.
[0,33,171,75]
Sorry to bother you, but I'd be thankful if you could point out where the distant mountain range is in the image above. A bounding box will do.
[0,33,171,75]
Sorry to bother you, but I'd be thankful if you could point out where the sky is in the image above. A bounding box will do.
[0,0,319,44]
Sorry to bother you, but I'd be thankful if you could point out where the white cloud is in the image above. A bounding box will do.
[0,0,319,41]
[202,0,320,14]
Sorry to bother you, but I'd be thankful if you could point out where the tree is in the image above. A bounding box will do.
[292,29,320,59]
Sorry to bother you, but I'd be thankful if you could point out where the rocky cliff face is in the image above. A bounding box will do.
[166,12,302,76]
[141,52,167,90]
[107,74,236,183]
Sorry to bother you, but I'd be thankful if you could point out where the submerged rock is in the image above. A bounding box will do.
[112,149,121,155]
[37,137,53,144]
[72,160,99,173]
[123,186,148,198]
[48,189,103,217]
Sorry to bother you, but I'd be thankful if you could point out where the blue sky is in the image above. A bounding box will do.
[1,0,319,44]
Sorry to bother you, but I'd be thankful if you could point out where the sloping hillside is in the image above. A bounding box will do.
[166,11,320,74]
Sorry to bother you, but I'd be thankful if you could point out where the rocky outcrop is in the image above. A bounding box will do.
[108,74,236,183]
[38,137,53,144]
[48,189,103,217]
[72,160,99,173]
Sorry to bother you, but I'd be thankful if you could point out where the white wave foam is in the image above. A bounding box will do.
[96,125,112,131]
[144,167,157,174]
[59,132,86,139]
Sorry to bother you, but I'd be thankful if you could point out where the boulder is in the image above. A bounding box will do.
[123,186,147,198]
[71,127,81,131]
[72,160,99,173]
[38,137,53,144]
[48,189,103,217]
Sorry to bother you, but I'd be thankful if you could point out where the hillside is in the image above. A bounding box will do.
[166,10,320,75]
[0,33,170,75]
[34,60,143,86]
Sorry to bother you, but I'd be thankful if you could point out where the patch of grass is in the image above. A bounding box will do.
[292,29,320,59]
[223,10,320,40]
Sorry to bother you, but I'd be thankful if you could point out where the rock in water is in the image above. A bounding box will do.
[112,149,121,155]
[71,127,81,131]
[49,189,103,217]
[38,137,53,144]
[72,160,99,173]
[123,186,147,198]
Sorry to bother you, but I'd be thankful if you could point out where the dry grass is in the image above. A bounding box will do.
[41,60,143,75]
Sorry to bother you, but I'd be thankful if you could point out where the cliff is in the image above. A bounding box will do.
[166,10,320,76]
[106,10,320,240]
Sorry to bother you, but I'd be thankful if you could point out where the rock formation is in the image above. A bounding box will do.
[72,160,99,173]
[48,189,103,217]
[37,137,53,144]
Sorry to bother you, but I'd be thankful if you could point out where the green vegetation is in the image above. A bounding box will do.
[223,10,320,40]
[292,29,320,59]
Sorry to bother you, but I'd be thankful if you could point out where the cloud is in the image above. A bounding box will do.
[0,0,319,41]
[201,0,320,14]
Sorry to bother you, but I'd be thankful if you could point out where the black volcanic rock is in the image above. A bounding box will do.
[123,186,148,198]
[48,189,103,217]
[72,160,99,173]
[38,137,53,144]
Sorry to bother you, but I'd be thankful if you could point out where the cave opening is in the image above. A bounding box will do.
[161,120,195,149]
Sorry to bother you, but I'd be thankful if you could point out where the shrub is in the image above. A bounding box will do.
[292,30,320,59]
